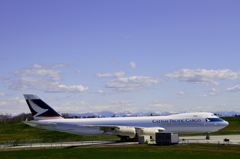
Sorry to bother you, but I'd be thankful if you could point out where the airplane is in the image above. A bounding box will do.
[23,94,229,141]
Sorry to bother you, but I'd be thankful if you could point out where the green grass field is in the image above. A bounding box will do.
[0,117,240,159]
[0,145,240,159]
[0,122,118,142]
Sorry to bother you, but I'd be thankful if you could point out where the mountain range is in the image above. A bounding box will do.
[63,110,240,118]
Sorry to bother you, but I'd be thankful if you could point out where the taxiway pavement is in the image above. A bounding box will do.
[1,135,239,149]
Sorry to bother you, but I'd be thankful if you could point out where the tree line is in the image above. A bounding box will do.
[0,113,34,124]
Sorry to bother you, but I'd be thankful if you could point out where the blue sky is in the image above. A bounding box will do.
[1,0,240,115]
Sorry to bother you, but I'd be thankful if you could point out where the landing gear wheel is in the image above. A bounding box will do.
[119,136,138,142]
[206,133,210,140]
[120,136,128,142]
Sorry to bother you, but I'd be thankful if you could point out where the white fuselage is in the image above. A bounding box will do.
[30,113,229,136]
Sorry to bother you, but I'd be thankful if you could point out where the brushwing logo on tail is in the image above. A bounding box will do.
[29,99,61,117]
[28,100,48,117]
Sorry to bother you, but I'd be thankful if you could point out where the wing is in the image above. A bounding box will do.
[76,124,124,133]
[76,124,165,134]
[76,124,165,130]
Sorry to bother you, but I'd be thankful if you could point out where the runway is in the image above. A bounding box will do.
[1,135,239,149]
[179,135,240,145]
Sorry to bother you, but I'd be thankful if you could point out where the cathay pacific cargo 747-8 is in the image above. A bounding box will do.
[23,94,228,141]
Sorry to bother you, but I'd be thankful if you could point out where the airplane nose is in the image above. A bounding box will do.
[217,121,229,128]
[225,121,229,127]
[220,121,229,128]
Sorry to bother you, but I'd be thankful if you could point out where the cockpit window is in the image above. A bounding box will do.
[206,118,225,122]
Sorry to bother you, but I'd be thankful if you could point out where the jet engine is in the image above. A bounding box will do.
[112,126,136,138]
[138,128,164,140]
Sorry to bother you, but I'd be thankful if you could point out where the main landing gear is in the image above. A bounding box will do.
[118,136,138,142]
[206,132,210,140]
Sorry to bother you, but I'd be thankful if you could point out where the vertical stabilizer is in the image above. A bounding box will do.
[24,94,63,120]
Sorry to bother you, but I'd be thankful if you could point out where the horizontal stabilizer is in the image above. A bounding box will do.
[23,121,56,127]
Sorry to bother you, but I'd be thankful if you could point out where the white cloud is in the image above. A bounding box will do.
[9,77,88,93]
[0,102,7,106]
[31,63,68,69]
[177,92,186,95]
[6,63,89,93]
[12,63,68,77]
[55,100,134,113]
[200,84,240,97]
[188,106,212,112]
[47,85,89,93]
[97,71,126,78]
[130,61,136,68]
[89,105,118,112]
[0,96,27,115]
[96,90,118,95]
[56,101,91,112]
[5,96,21,101]
[0,76,11,83]
[109,101,132,106]
[211,88,219,92]
[143,101,173,112]
[225,85,240,92]
[75,100,135,113]
[150,103,172,108]
[200,88,220,97]
[97,90,104,94]
[105,76,163,93]
[9,77,55,90]
[208,92,217,95]
[0,93,7,96]
[166,69,240,85]
[13,69,62,77]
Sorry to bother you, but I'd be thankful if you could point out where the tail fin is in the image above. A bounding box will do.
[23,94,63,120]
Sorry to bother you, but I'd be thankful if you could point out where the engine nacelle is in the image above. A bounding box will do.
[112,126,136,138]
[138,128,164,140]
